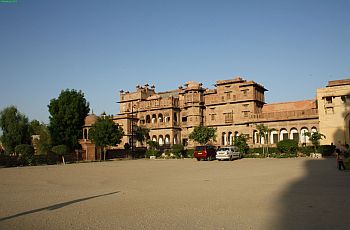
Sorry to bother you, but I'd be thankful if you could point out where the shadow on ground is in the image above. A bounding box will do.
[274,158,350,229]
[0,191,120,222]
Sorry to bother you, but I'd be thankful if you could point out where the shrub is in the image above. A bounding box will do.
[15,144,35,166]
[184,149,194,158]
[317,145,336,156]
[299,146,314,156]
[172,144,185,158]
[52,145,69,164]
[277,140,299,155]
[145,149,161,158]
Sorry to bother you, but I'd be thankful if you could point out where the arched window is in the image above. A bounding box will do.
[159,135,164,146]
[228,132,233,145]
[280,129,288,141]
[270,129,278,144]
[152,135,157,142]
[84,129,88,140]
[290,128,299,142]
[253,130,259,144]
[146,115,151,124]
[311,127,317,133]
[300,127,309,144]
[158,114,163,123]
[165,135,170,145]
[222,132,227,146]
[152,114,157,123]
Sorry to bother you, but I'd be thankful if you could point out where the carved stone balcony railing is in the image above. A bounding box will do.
[248,109,318,122]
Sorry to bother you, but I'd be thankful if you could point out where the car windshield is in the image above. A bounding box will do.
[218,148,230,151]
[195,146,205,151]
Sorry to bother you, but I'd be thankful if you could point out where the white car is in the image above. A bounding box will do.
[216,146,242,161]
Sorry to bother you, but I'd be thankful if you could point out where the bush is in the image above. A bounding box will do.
[52,145,69,164]
[299,146,314,157]
[184,149,194,158]
[277,140,299,155]
[145,149,161,158]
[248,147,278,156]
[172,144,185,158]
[317,145,336,156]
[15,144,35,166]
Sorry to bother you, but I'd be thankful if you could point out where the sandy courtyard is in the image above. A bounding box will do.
[0,158,349,230]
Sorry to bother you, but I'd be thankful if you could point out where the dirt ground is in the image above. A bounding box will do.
[0,158,349,230]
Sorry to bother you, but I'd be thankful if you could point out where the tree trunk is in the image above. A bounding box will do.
[103,147,106,161]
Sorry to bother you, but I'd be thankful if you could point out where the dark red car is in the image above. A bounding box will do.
[194,145,217,161]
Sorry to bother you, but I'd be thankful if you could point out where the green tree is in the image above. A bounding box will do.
[133,125,150,146]
[189,126,217,145]
[256,124,270,156]
[146,140,160,158]
[15,144,35,165]
[305,131,326,153]
[234,134,249,154]
[52,144,69,164]
[48,89,90,149]
[0,106,30,154]
[88,116,124,161]
[34,125,52,154]
[29,119,42,136]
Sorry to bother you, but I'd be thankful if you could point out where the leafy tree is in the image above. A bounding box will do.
[0,106,31,154]
[29,120,52,154]
[48,89,90,149]
[52,144,69,164]
[29,120,42,136]
[15,144,35,165]
[146,140,160,158]
[88,116,124,161]
[234,134,249,154]
[189,126,217,145]
[305,131,326,153]
[256,124,270,156]
[147,140,159,150]
[133,125,150,146]
[35,125,52,154]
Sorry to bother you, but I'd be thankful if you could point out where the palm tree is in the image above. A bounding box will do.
[256,124,270,157]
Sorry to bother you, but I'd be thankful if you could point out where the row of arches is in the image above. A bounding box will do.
[220,127,318,146]
[253,127,317,145]
[150,134,179,146]
[221,131,240,146]
[142,113,179,124]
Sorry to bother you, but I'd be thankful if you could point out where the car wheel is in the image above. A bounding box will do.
[196,158,200,161]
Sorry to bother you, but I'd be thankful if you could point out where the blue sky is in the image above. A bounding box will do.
[0,0,349,124]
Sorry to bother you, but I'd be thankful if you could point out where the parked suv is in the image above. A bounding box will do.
[216,146,242,161]
[194,145,217,161]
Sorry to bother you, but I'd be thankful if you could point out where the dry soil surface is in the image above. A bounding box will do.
[0,158,349,230]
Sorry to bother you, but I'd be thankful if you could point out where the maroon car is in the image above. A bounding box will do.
[194,145,217,161]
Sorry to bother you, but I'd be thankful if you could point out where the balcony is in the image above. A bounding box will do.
[248,109,318,122]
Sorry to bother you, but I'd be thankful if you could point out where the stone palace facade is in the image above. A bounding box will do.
[80,76,350,160]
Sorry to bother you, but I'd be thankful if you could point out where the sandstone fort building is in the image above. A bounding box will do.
[80,77,350,160]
